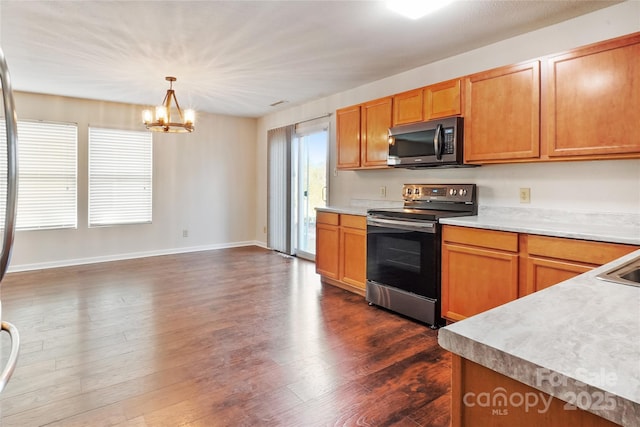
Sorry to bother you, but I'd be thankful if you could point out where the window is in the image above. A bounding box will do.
[88,127,152,227]
[0,120,77,230]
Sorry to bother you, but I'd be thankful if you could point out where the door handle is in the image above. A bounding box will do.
[434,123,444,161]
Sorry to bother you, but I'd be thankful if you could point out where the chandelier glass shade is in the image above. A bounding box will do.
[142,76,195,133]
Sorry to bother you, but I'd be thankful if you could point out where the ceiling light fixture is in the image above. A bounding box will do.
[386,0,454,20]
[142,76,195,133]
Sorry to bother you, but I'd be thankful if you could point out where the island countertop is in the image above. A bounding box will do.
[438,249,640,426]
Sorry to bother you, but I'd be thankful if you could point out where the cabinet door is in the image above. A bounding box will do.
[393,88,423,125]
[316,223,340,279]
[525,257,591,293]
[336,105,361,169]
[424,78,462,120]
[361,97,392,168]
[340,226,366,290]
[464,61,540,163]
[545,33,640,158]
[442,243,519,322]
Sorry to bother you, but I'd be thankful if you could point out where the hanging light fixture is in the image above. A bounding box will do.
[142,76,195,133]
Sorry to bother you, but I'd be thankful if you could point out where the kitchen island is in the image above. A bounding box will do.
[438,249,640,426]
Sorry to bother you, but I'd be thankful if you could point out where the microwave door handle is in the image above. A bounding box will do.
[434,123,443,160]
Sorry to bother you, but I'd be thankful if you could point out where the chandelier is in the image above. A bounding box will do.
[142,76,195,133]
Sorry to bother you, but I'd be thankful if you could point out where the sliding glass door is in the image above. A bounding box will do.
[293,126,328,261]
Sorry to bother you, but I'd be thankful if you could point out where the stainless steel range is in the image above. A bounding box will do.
[366,184,477,327]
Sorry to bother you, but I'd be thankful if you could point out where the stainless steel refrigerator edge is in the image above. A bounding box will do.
[0,45,20,393]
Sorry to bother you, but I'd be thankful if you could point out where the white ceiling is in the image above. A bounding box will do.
[0,0,620,118]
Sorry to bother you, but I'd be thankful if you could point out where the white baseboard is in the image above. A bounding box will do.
[7,240,267,273]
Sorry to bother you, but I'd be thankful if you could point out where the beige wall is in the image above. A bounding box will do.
[255,1,640,246]
[10,92,257,271]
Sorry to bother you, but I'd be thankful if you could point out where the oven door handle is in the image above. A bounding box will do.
[367,217,436,233]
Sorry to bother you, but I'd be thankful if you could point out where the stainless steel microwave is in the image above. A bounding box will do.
[387,116,465,168]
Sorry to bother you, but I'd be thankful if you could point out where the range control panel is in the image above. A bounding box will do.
[402,184,476,204]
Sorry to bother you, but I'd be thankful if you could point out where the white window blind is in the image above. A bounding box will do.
[0,120,77,230]
[88,127,152,227]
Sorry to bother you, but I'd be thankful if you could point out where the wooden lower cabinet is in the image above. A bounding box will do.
[442,227,519,322]
[315,212,340,279]
[316,212,366,295]
[522,235,638,295]
[442,226,639,321]
[525,257,591,293]
[340,224,366,290]
[451,355,617,427]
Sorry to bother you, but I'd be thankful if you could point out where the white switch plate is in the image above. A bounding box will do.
[379,186,386,198]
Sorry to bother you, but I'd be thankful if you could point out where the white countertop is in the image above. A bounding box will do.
[438,249,640,426]
[316,206,369,216]
[440,206,640,245]
[318,205,640,245]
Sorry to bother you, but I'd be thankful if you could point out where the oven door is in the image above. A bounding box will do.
[366,216,440,299]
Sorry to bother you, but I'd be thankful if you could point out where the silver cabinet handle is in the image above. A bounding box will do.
[0,321,20,393]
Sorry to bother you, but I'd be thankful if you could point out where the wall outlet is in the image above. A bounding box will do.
[263,226,267,234]
[519,188,531,204]
[379,186,386,198]
[182,229,189,238]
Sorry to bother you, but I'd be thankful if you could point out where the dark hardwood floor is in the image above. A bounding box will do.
[0,246,450,426]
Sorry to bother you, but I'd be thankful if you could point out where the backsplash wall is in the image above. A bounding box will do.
[333,159,640,215]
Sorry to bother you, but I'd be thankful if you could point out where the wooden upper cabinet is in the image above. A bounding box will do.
[544,32,640,158]
[393,79,463,126]
[361,97,392,168]
[393,88,423,125]
[464,61,541,163]
[424,78,462,120]
[336,105,361,169]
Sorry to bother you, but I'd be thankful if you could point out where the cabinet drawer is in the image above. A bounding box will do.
[527,235,637,265]
[443,226,518,252]
[317,212,339,226]
[340,214,366,230]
